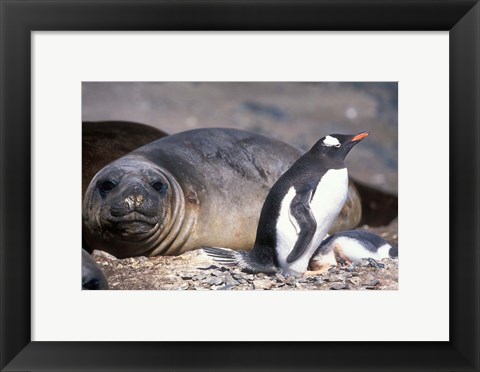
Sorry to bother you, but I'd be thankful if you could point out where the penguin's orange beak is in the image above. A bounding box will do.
[351,131,369,142]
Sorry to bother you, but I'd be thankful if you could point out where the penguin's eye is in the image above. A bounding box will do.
[98,180,116,193]
[152,181,168,193]
[334,143,341,148]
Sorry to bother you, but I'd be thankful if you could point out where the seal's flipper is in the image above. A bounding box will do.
[286,187,317,263]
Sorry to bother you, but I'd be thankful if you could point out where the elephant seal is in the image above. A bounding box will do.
[82,121,167,197]
[83,127,362,258]
[82,249,109,290]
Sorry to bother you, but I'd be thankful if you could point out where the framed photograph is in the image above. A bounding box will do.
[81,81,399,291]
[1,1,479,371]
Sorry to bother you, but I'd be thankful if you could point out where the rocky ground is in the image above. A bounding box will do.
[93,219,398,291]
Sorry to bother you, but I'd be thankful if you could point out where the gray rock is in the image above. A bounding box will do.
[177,272,195,280]
[192,273,207,281]
[211,270,226,277]
[348,277,361,286]
[286,276,297,285]
[329,283,348,290]
[217,285,235,290]
[224,273,239,286]
[91,250,116,260]
[205,276,224,286]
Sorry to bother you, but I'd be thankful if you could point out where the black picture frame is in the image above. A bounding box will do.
[1,1,479,371]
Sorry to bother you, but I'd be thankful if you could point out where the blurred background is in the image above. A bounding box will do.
[82,82,397,194]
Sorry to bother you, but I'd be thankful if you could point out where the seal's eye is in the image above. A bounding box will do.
[152,181,167,193]
[99,180,116,193]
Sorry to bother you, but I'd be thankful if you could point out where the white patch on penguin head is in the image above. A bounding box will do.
[323,135,341,148]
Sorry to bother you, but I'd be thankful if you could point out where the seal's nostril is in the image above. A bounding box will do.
[135,195,144,206]
[125,196,135,209]
[125,195,144,209]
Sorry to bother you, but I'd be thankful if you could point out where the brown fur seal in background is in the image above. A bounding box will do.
[83,127,362,258]
[82,121,167,197]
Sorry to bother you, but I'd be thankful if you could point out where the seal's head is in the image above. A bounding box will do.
[83,156,184,258]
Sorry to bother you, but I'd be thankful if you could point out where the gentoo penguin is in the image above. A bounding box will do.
[308,230,398,274]
[204,131,369,277]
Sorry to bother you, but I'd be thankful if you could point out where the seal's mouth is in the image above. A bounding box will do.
[115,221,155,234]
[104,212,159,239]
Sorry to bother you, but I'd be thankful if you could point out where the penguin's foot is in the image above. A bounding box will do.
[202,246,239,267]
[202,246,277,274]
[333,244,353,267]
[303,263,333,277]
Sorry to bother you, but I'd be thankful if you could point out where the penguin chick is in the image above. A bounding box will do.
[308,230,398,275]
[204,131,369,277]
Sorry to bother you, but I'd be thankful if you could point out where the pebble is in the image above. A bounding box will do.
[329,283,348,290]
[205,276,224,286]
[348,277,361,286]
[224,274,238,286]
[192,273,207,281]
[362,258,385,269]
[92,250,116,260]
[217,285,235,290]
[253,279,273,290]
[177,272,194,280]
[286,276,297,285]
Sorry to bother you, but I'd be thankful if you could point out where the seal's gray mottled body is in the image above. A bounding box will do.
[83,128,361,258]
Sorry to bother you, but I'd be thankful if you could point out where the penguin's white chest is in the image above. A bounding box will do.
[275,168,349,276]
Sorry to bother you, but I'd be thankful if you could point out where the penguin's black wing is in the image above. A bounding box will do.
[286,185,317,263]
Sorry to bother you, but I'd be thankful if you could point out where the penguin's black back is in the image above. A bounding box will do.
[250,152,347,267]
